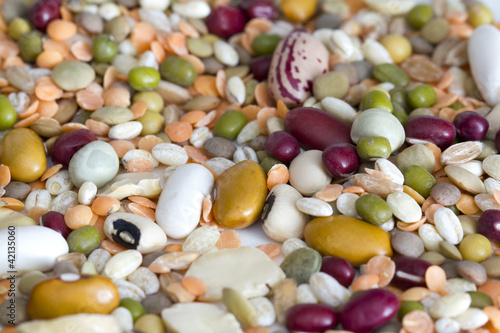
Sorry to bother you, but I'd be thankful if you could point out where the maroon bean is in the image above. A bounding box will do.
[322,143,360,178]
[284,107,352,150]
[285,303,337,332]
[28,0,61,32]
[495,129,500,151]
[404,116,456,150]
[264,131,300,163]
[250,55,273,81]
[240,0,277,20]
[340,289,399,333]
[391,256,432,290]
[205,6,246,39]
[52,129,97,167]
[320,256,355,288]
[477,209,500,242]
[40,211,71,239]
[453,111,489,141]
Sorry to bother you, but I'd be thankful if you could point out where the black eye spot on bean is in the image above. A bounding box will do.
[261,193,276,221]
[112,219,141,249]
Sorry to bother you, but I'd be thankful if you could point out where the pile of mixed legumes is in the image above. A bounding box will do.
[1,0,500,331]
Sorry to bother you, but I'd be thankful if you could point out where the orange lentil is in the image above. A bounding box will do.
[43,39,70,57]
[164,121,193,143]
[425,265,448,295]
[2,56,24,70]
[109,140,136,158]
[138,135,163,153]
[425,203,444,224]
[28,206,48,222]
[0,164,10,188]
[128,202,156,221]
[0,197,25,211]
[46,19,77,41]
[40,164,63,181]
[93,216,107,241]
[131,22,156,52]
[478,279,500,306]
[194,110,217,128]
[180,110,207,125]
[76,89,104,111]
[103,66,119,90]
[216,230,242,249]
[59,4,73,21]
[181,276,207,297]
[101,239,127,255]
[315,184,343,202]
[150,40,166,64]
[351,274,380,292]
[166,32,188,55]
[163,243,183,252]
[397,216,427,232]
[125,158,155,173]
[366,255,395,287]
[421,196,438,213]
[35,81,63,101]
[64,204,94,229]
[128,196,157,209]
[37,99,59,118]
[91,196,121,216]
[165,282,196,303]
[402,310,434,333]
[61,122,88,133]
[0,327,17,333]
[267,164,289,190]
[130,100,148,120]
[70,40,93,62]
[202,194,213,223]
[255,82,275,107]
[14,112,40,128]
[35,49,64,69]
[29,179,46,191]
[243,328,269,333]
[103,86,131,107]
[364,168,393,181]
[256,243,281,259]
[18,100,40,119]
[256,106,278,134]
[341,186,365,194]
[215,69,226,98]
[484,306,500,330]
[194,75,219,97]
[456,193,480,215]
[402,185,425,205]
[493,189,500,206]
[85,119,110,137]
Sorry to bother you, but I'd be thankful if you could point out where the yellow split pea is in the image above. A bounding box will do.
[380,35,412,64]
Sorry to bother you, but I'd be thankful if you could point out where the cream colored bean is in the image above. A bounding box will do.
[233,146,258,164]
[418,224,445,252]
[374,158,404,185]
[46,170,73,195]
[249,297,276,327]
[281,238,307,257]
[112,307,133,332]
[434,207,464,245]
[78,181,98,205]
[296,284,318,304]
[214,41,239,66]
[152,143,189,166]
[482,154,500,180]
[295,197,333,217]
[204,157,235,177]
[122,149,159,168]
[182,226,220,254]
[454,308,489,330]
[446,278,477,294]
[104,250,143,279]
[457,160,484,177]
[266,116,285,134]
[309,272,351,307]
[113,278,146,301]
[108,121,143,140]
[50,190,79,214]
[387,191,422,223]
[362,39,393,65]
[225,76,245,106]
[428,292,471,319]
[88,249,111,274]
[336,193,361,218]
[172,1,210,19]
[484,177,500,194]
[127,267,160,295]
[321,96,357,123]
[435,317,460,333]
[190,126,213,148]
[236,120,260,145]
[25,189,52,212]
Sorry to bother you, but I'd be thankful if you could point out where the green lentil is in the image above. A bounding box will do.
[160,56,197,87]
[355,194,392,226]
[66,225,101,256]
[406,4,433,30]
[313,71,350,101]
[8,18,31,41]
[407,84,437,109]
[92,34,118,63]
[373,64,409,88]
[138,111,164,136]
[467,291,493,308]
[213,110,247,141]
[361,90,393,113]
[0,96,17,130]
[403,165,436,198]
[133,91,164,113]
[356,136,392,160]
[19,31,43,63]
[119,298,147,322]
[252,34,281,56]
[128,66,161,91]
[398,301,425,320]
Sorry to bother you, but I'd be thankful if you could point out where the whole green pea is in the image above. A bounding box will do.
[8,18,31,41]
[252,34,281,56]
[449,102,465,111]
[213,110,247,141]
[355,194,392,226]
[356,136,391,160]
[398,301,426,320]
[160,56,197,87]
[119,298,146,322]
[389,87,408,110]
[138,111,164,136]
[403,165,436,198]
[392,102,409,126]
[133,91,164,113]
[362,90,393,113]
[19,31,43,62]
[260,156,282,174]
[407,4,433,30]
[408,84,437,109]
[467,291,493,308]
[0,96,17,130]
[66,225,101,256]
[128,66,161,91]
[92,34,118,63]
[373,63,409,88]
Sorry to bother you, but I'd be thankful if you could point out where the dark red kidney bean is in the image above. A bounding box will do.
[52,129,97,167]
[205,5,246,39]
[404,116,456,150]
[264,131,300,163]
[391,256,432,290]
[240,0,277,20]
[284,107,352,150]
[28,0,61,32]
[453,111,489,141]
[322,143,360,178]
[285,303,337,332]
[320,256,355,288]
[495,129,500,151]
[477,210,500,242]
[40,211,72,239]
[250,55,272,81]
[340,289,399,333]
